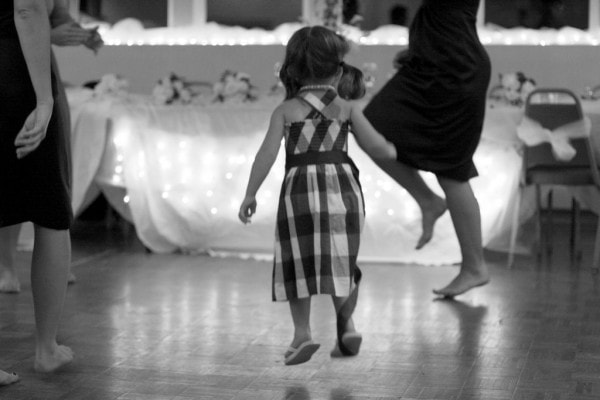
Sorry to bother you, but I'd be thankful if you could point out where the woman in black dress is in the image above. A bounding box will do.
[364,0,491,297]
[0,0,101,295]
[0,0,73,377]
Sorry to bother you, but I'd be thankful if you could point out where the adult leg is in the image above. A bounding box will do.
[374,159,447,249]
[31,225,73,372]
[433,177,489,297]
[0,224,22,293]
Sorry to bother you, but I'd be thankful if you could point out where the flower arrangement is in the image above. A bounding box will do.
[498,72,536,106]
[152,73,197,105]
[93,73,129,97]
[211,70,259,103]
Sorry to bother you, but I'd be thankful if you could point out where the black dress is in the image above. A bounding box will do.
[363,0,491,181]
[0,4,72,229]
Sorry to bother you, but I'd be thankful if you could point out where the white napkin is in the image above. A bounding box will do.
[517,116,592,161]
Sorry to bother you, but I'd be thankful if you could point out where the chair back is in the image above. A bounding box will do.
[523,88,600,187]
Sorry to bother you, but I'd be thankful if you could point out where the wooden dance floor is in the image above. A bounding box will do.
[1,214,600,400]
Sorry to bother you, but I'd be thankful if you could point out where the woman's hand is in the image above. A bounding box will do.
[238,196,257,224]
[83,26,103,54]
[14,101,53,159]
[50,22,92,47]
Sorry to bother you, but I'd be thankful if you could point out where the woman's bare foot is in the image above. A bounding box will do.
[416,197,447,250]
[34,344,74,373]
[0,370,19,386]
[67,271,76,285]
[0,270,21,293]
[433,269,490,298]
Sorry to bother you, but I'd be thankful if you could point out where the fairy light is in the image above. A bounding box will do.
[98,20,600,46]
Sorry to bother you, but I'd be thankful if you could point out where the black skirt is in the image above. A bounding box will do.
[0,37,72,229]
[364,0,491,181]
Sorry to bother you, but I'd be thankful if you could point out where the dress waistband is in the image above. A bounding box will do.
[285,151,352,170]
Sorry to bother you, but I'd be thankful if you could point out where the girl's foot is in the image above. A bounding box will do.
[331,317,362,357]
[67,271,76,285]
[0,271,20,293]
[0,370,19,386]
[34,344,74,373]
[284,339,320,366]
[416,197,447,250]
[433,268,490,298]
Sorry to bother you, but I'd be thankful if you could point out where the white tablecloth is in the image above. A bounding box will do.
[64,89,600,264]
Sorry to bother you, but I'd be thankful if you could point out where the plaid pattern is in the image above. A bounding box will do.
[273,88,365,301]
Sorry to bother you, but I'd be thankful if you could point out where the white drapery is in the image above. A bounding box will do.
[62,89,571,264]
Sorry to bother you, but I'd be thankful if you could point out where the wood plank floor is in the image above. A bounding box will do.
[1,215,600,400]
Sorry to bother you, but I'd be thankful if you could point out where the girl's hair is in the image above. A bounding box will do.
[337,62,366,100]
[279,26,350,99]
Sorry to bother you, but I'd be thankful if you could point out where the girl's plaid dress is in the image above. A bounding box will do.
[273,87,364,302]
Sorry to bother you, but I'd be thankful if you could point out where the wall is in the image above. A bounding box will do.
[206,0,301,29]
[359,0,422,30]
[100,0,168,27]
[54,44,600,97]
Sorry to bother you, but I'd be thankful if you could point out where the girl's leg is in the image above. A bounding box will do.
[374,159,447,249]
[332,296,356,334]
[331,265,363,356]
[0,224,22,293]
[288,297,312,349]
[433,176,489,297]
[31,225,73,372]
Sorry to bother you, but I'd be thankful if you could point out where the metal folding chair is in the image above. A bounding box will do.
[507,88,600,271]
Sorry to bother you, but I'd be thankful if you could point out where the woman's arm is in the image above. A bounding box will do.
[349,102,397,160]
[13,0,53,158]
[15,0,52,105]
[49,0,72,27]
[238,106,285,223]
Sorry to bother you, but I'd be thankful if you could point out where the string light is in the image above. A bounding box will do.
[98,21,600,47]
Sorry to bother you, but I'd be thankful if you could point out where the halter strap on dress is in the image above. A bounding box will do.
[285,87,354,171]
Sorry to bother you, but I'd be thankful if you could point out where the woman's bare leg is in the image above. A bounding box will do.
[31,225,73,372]
[433,177,489,297]
[374,159,447,249]
[0,225,22,293]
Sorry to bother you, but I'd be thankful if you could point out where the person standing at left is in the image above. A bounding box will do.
[0,0,74,380]
[0,0,102,294]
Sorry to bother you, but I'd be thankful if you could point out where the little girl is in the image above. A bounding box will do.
[239,26,396,366]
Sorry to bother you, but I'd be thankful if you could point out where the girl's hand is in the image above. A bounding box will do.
[14,101,53,159]
[238,196,257,224]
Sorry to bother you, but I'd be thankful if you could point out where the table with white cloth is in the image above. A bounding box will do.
[66,88,600,264]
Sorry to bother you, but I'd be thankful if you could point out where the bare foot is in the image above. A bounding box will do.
[416,197,447,250]
[67,271,76,285]
[0,370,19,386]
[34,344,74,373]
[0,271,21,293]
[433,270,490,298]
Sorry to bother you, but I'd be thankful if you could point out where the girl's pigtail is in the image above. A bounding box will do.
[337,63,366,100]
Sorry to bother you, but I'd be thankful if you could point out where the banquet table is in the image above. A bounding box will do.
[64,88,600,264]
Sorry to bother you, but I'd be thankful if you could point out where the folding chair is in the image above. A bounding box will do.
[507,88,600,271]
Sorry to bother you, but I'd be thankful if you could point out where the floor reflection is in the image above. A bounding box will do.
[2,216,600,399]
